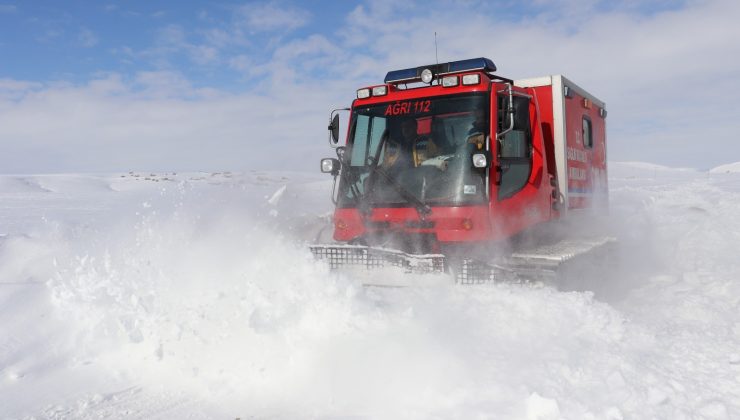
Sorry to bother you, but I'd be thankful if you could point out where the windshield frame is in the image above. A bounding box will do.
[337,91,491,209]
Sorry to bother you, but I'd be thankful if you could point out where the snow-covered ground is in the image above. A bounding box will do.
[1,163,739,419]
[709,161,740,174]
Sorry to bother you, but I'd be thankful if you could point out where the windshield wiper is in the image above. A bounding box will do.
[379,167,431,217]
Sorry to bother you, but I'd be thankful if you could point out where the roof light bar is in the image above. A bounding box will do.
[448,58,496,73]
[384,57,497,84]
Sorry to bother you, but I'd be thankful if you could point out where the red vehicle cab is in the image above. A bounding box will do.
[320,58,607,255]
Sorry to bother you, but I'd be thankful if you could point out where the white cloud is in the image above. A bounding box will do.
[261,34,344,80]
[133,71,194,97]
[189,44,219,65]
[0,79,43,103]
[203,28,238,48]
[78,28,99,48]
[0,4,17,13]
[273,34,339,61]
[0,79,42,93]
[120,3,309,74]
[156,24,187,48]
[228,54,253,73]
[0,73,341,173]
[234,2,310,33]
[137,24,222,68]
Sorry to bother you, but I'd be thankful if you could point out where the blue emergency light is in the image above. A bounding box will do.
[384,57,497,84]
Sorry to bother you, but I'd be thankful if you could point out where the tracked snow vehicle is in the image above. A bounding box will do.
[312,58,613,283]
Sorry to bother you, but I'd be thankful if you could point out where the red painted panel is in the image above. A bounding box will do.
[333,208,365,241]
[488,84,554,240]
[564,91,607,210]
[332,205,492,243]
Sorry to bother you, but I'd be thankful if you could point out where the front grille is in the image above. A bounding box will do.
[309,245,519,284]
[455,259,497,284]
[365,221,391,229]
[309,245,446,274]
[405,220,435,229]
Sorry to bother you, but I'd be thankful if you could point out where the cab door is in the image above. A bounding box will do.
[490,86,550,240]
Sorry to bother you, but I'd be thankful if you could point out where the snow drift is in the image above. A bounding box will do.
[709,161,740,174]
[1,165,739,419]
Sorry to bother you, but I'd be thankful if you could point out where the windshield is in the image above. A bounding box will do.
[338,93,489,208]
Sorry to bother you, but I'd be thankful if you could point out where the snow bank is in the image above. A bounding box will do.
[609,162,698,183]
[709,161,740,173]
[0,176,53,193]
[28,174,118,194]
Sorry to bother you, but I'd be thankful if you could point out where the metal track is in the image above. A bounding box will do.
[503,236,617,283]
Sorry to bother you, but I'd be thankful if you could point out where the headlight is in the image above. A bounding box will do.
[356,88,370,99]
[372,85,388,96]
[321,158,340,174]
[442,76,458,87]
[462,74,480,85]
[472,153,488,168]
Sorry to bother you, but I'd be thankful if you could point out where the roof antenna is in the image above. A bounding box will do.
[434,32,439,85]
[434,32,439,66]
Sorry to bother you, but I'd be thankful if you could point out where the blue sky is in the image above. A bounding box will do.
[0,1,339,86]
[0,1,685,87]
[1,0,738,173]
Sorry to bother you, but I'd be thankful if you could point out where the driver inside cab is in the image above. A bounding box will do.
[467,108,487,151]
[382,117,443,171]
[386,117,444,168]
[380,118,414,173]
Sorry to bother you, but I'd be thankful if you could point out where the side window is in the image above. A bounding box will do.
[497,95,532,200]
[349,115,387,166]
[343,115,387,200]
[369,118,387,163]
[582,116,593,148]
[350,115,370,165]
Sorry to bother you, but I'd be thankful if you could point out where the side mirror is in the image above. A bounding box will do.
[329,114,340,145]
[321,158,341,176]
[328,108,350,148]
